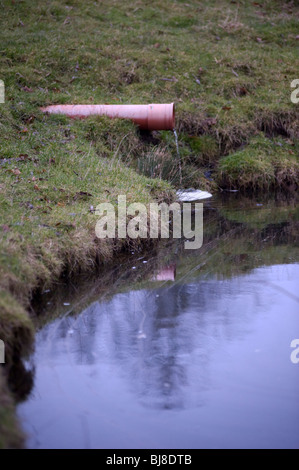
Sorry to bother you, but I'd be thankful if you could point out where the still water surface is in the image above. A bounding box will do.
[18,195,299,448]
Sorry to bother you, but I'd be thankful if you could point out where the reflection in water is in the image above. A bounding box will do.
[7,359,34,403]
[17,195,299,449]
[152,264,176,282]
[18,264,299,449]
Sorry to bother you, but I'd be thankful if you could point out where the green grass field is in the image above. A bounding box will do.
[0,0,298,447]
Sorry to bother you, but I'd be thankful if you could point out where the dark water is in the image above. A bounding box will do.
[17,194,299,449]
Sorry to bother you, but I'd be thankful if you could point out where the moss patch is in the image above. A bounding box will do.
[216,134,299,191]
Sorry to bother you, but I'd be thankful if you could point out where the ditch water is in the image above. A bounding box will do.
[17,193,299,449]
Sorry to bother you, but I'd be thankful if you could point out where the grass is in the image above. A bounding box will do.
[0,114,173,300]
[218,133,299,190]
[0,0,298,447]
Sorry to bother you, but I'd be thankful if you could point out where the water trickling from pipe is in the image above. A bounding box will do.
[173,129,182,185]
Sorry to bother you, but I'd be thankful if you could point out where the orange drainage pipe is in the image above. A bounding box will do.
[40,103,175,131]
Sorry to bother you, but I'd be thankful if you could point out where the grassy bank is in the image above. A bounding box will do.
[0,369,25,448]
[0,0,298,447]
